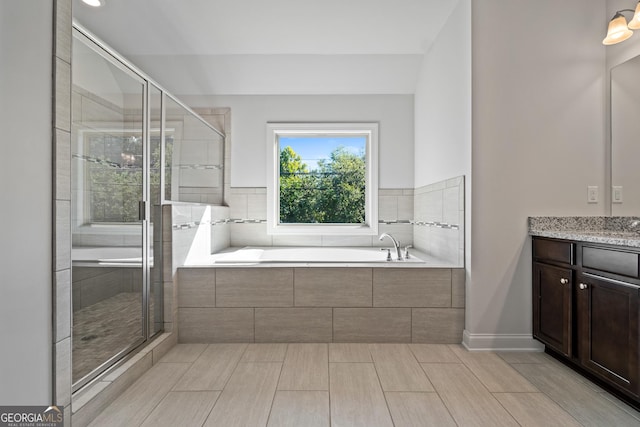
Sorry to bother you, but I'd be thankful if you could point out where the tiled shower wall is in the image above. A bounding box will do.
[413,176,465,266]
[52,0,73,422]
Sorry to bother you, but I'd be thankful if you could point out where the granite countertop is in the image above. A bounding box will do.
[528,216,640,248]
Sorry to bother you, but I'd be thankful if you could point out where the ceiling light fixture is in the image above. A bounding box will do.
[603,1,640,45]
[82,0,105,7]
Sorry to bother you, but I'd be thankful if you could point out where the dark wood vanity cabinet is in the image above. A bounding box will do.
[533,262,573,357]
[532,238,575,357]
[576,272,639,395]
[532,236,640,402]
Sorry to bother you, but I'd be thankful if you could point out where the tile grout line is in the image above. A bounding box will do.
[414,360,459,426]
[410,307,413,342]
[217,344,250,392]
[133,380,176,426]
[444,347,522,425]
[367,345,397,426]
[169,345,208,393]
[327,351,332,427]
[264,346,287,427]
[331,308,334,342]
[446,345,502,394]
[200,391,222,427]
[489,393,526,427]
[450,270,453,307]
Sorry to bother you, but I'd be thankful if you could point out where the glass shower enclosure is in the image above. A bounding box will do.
[71,25,224,390]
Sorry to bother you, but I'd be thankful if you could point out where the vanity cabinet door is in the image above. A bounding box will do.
[577,273,640,396]
[533,262,573,357]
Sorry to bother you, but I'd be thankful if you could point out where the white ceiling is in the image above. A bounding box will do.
[73,0,457,95]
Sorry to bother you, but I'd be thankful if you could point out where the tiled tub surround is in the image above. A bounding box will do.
[177,266,465,344]
[171,203,231,264]
[165,204,231,334]
[529,216,640,247]
[227,188,415,248]
[192,176,464,263]
[413,176,465,266]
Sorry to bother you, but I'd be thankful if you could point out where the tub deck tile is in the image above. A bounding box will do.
[255,308,333,343]
[294,268,372,307]
[333,308,411,343]
[216,268,294,307]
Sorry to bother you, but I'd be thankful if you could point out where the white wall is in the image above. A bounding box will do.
[414,0,471,188]
[467,0,606,349]
[413,0,471,272]
[0,1,53,403]
[180,95,414,188]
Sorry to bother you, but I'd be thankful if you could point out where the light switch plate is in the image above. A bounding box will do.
[613,186,623,203]
[587,186,598,203]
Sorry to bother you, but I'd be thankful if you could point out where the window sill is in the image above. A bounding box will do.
[267,223,378,236]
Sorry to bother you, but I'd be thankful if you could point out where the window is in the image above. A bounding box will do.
[266,123,378,235]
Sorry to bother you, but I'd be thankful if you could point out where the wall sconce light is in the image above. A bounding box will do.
[603,1,640,45]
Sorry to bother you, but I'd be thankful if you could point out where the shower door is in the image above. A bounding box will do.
[71,30,148,389]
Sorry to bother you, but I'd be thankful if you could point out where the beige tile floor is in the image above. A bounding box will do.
[87,343,640,427]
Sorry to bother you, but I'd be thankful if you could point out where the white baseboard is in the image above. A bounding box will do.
[462,330,545,351]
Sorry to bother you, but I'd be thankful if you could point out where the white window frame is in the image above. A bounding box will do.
[266,122,379,236]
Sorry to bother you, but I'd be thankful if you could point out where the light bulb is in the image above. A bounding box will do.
[627,1,640,30]
[603,13,634,45]
[82,0,104,7]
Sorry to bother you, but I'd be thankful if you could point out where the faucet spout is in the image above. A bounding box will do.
[379,233,402,260]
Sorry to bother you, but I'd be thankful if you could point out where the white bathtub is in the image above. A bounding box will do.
[210,246,426,264]
[72,247,153,267]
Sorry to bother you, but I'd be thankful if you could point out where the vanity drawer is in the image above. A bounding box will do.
[582,246,639,278]
[533,238,574,265]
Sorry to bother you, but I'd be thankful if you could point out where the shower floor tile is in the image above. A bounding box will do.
[73,292,143,382]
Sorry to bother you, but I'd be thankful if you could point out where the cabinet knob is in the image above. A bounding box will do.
[560,278,569,285]
[579,283,588,290]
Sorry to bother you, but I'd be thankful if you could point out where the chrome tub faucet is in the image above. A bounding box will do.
[379,232,403,261]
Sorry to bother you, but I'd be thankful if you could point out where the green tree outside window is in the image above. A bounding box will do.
[279,145,365,224]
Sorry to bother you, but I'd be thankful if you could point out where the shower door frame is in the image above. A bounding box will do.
[72,26,156,392]
[72,21,225,392]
